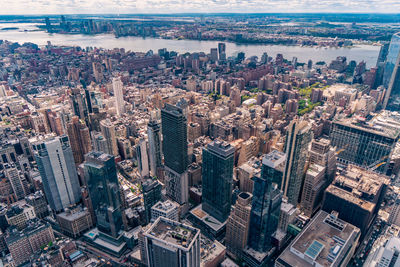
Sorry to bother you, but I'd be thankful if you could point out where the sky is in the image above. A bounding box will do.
[1,0,399,14]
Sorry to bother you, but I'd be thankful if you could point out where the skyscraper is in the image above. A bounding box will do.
[144,217,200,267]
[147,120,162,177]
[136,138,150,178]
[247,152,283,252]
[113,77,125,116]
[83,152,123,238]
[202,140,234,222]
[161,102,189,204]
[282,119,312,205]
[99,119,118,157]
[218,42,226,61]
[70,88,88,123]
[32,135,81,212]
[382,32,400,110]
[67,116,92,164]
[225,192,252,259]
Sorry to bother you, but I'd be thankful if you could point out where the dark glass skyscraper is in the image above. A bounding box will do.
[161,103,188,174]
[84,152,123,238]
[247,152,283,252]
[161,101,189,204]
[383,32,400,110]
[202,140,235,222]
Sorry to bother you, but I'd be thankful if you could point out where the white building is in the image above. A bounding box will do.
[151,200,179,222]
[112,77,125,116]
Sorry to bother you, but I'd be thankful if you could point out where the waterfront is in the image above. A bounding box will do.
[0,23,381,67]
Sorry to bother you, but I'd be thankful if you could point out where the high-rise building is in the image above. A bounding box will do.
[67,116,92,164]
[136,138,150,178]
[210,48,218,62]
[282,119,312,205]
[382,32,400,110]
[100,119,119,157]
[83,152,124,238]
[4,166,27,200]
[32,135,81,212]
[112,77,125,116]
[300,164,326,217]
[70,88,88,123]
[247,152,283,252]
[144,217,201,267]
[142,179,162,224]
[218,42,226,61]
[275,211,360,267]
[225,192,252,259]
[147,120,162,177]
[322,165,389,235]
[330,110,400,173]
[161,102,189,204]
[202,140,235,222]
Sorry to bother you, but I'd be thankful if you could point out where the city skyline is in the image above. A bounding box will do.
[2,0,400,15]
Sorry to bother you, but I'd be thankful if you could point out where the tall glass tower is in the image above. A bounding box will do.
[247,152,283,252]
[161,101,189,204]
[84,152,123,238]
[383,32,400,110]
[202,140,235,222]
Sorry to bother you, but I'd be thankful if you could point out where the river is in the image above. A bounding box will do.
[0,23,381,68]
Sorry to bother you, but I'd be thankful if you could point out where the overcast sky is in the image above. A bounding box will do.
[1,0,399,14]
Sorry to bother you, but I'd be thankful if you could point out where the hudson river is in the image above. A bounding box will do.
[0,23,381,68]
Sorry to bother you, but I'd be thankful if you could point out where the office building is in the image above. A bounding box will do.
[330,110,400,173]
[144,217,201,267]
[282,119,312,205]
[278,201,298,233]
[383,32,400,110]
[247,152,283,252]
[225,192,252,259]
[83,152,123,238]
[147,120,162,177]
[162,102,189,204]
[66,116,92,164]
[100,119,119,157]
[113,77,125,116]
[32,135,81,212]
[202,140,235,222]
[25,191,49,219]
[151,200,179,222]
[366,236,400,266]
[5,204,36,230]
[142,178,162,223]
[308,138,336,182]
[322,165,389,235]
[4,166,27,201]
[218,42,226,61]
[70,88,88,123]
[300,164,326,217]
[275,211,360,267]
[56,206,93,238]
[6,219,55,266]
[136,138,150,178]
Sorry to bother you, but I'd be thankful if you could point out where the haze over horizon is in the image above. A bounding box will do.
[1,0,399,15]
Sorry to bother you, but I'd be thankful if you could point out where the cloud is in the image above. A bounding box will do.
[0,0,398,14]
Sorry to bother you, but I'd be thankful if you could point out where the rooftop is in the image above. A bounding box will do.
[145,217,200,250]
[276,210,360,267]
[262,150,286,169]
[152,200,178,212]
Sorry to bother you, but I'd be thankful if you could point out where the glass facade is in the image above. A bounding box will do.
[201,141,234,222]
[161,103,188,174]
[383,33,400,110]
[84,152,123,238]
[248,161,282,252]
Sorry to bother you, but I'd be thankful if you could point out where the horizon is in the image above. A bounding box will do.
[2,0,400,15]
